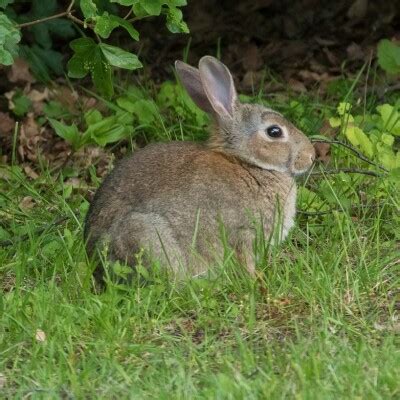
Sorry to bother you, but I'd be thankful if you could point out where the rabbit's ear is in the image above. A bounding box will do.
[199,56,237,119]
[175,60,214,114]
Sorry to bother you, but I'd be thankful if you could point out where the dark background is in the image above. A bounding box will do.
[134,0,399,91]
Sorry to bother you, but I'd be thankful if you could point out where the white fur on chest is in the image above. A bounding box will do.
[281,183,297,240]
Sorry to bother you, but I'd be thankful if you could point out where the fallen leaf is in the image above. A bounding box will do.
[314,37,337,47]
[347,0,368,20]
[35,329,46,342]
[373,321,400,333]
[288,78,307,93]
[0,166,12,179]
[278,297,291,306]
[298,70,327,82]
[18,113,44,162]
[4,90,16,111]
[23,164,39,180]
[242,70,264,89]
[27,88,49,114]
[323,47,340,66]
[242,43,263,71]
[358,190,367,203]
[320,119,338,138]
[65,177,86,189]
[0,112,15,135]
[283,15,300,38]
[314,142,331,164]
[19,196,36,210]
[234,0,273,13]
[346,42,365,61]
[280,41,309,60]
[7,58,35,84]
[51,86,79,113]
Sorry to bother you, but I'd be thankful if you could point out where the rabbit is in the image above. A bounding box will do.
[84,55,315,280]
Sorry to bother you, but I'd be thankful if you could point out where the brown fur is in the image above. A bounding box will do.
[85,142,295,277]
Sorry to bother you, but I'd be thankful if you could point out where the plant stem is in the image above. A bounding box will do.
[68,13,86,27]
[123,8,134,20]
[17,1,90,30]
[312,138,389,172]
[311,168,383,178]
[18,11,71,28]
[67,0,75,13]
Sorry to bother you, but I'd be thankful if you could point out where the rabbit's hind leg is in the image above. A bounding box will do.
[106,211,186,274]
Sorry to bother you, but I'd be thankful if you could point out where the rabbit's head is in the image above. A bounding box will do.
[176,56,315,175]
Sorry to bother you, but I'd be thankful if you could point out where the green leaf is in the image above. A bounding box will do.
[110,0,138,6]
[377,39,400,75]
[19,44,50,81]
[92,47,114,98]
[84,109,103,126]
[34,47,63,75]
[140,0,163,15]
[111,0,188,34]
[117,96,158,124]
[131,2,149,17]
[380,133,394,146]
[49,119,82,149]
[0,13,21,65]
[94,12,139,40]
[0,0,14,9]
[166,6,189,33]
[130,99,158,124]
[99,44,142,70]
[67,54,88,78]
[110,15,139,40]
[70,37,96,54]
[337,102,352,116]
[42,240,63,258]
[376,104,400,136]
[115,110,134,125]
[94,12,119,38]
[43,101,70,119]
[80,0,98,19]
[0,46,13,65]
[116,96,136,112]
[169,0,187,6]
[111,261,134,279]
[11,92,32,117]
[28,25,51,50]
[379,150,398,170]
[344,125,374,158]
[329,117,341,128]
[31,0,57,17]
[91,124,131,146]
[68,38,114,97]
[84,114,134,146]
[26,10,75,50]
[46,18,76,38]
[84,116,115,136]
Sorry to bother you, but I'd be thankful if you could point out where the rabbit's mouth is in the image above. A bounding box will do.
[291,165,314,176]
[291,145,316,176]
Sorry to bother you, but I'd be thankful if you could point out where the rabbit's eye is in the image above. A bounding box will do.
[266,125,283,138]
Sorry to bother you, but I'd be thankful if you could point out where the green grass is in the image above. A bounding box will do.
[1,85,399,398]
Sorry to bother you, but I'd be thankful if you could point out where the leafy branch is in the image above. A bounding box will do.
[0,0,189,97]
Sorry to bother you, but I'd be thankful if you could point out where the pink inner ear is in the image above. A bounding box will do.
[199,58,237,118]
[175,61,214,114]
